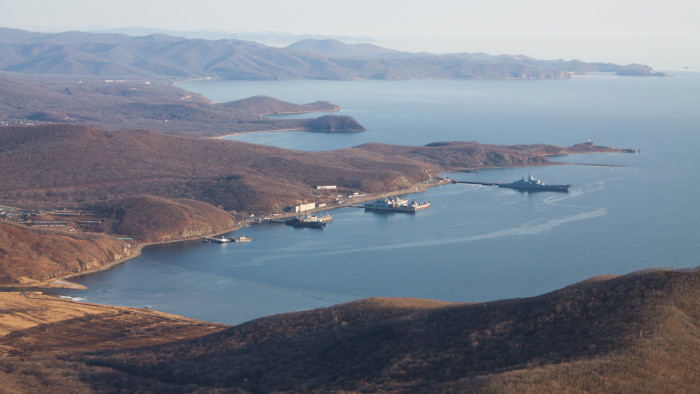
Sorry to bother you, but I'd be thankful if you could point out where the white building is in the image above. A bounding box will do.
[294,203,316,213]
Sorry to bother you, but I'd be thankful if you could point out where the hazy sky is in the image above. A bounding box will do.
[3,0,699,70]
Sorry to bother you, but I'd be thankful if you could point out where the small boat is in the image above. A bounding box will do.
[232,235,251,243]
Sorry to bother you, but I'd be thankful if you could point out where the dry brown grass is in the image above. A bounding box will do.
[0,269,696,392]
[93,195,236,242]
[0,292,226,393]
[32,268,693,393]
[0,223,133,286]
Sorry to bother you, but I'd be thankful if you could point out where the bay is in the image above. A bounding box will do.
[55,73,700,325]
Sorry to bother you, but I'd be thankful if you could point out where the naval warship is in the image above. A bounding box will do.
[498,173,571,192]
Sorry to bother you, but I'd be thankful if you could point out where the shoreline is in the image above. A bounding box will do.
[2,148,632,291]
[12,178,450,291]
[47,223,249,289]
[0,222,248,291]
[211,128,305,139]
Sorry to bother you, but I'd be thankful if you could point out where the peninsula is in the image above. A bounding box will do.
[0,122,632,288]
[0,76,363,136]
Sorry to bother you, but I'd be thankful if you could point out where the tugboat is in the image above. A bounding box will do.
[498,173,571,192]
[363,196,430,212]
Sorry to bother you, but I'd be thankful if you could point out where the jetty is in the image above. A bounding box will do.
[451,180,503,186]
[202,235,252,243]
[202,236,232,244]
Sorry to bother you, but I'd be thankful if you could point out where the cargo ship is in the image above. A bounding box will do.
[232,235,251,243]
[498,173,571,192]
[363,196,430,212]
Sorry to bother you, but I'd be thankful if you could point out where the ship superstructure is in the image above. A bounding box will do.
[498,173,571,192]
[363,196,430,212]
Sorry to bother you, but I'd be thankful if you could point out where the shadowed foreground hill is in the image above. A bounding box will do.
[0,269,695,392]
[78,269,700,392]
[0,291,226,392]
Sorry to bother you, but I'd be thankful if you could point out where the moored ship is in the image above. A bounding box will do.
[285,214,331,228]
[363,196,430,212]
[498,173,571,192]
[232,235,251,243]
[315,214,333,223]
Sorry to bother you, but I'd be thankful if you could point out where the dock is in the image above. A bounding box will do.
[451,180,503,186]
[202,237,232,244]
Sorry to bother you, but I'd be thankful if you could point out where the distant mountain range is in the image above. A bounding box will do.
[0,28,664,80]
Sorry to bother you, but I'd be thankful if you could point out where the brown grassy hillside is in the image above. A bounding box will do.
[358,140,632,169]
[0,124,631,285]
[0,223,132,286]
[0,124,627,214]
[74,269,699,392]
[0,291,226,392]
[0,124,430,212]
[95,195,237,242]
[0,269,695,392]
[0,196,235,285]
[0,75,355,136]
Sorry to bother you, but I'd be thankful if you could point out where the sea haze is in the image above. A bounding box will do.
[55,73,700,325]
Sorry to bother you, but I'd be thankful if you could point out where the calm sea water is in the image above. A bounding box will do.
[55,74,700,325]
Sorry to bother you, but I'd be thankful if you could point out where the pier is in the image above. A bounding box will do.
[202,237,232,244]
[451,180,503,186]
